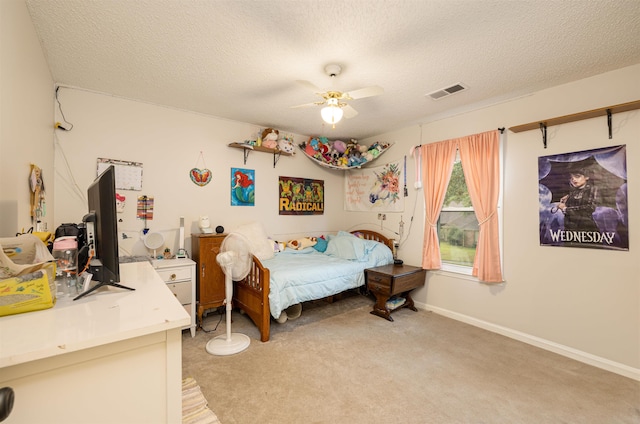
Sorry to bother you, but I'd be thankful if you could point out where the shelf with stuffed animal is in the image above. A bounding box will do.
[299,137,393,170]
[228,128,295,167]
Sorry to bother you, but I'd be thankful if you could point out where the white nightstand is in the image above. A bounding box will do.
[153,258,196,337]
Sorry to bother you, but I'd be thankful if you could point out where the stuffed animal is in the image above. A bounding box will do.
[319,143,331,162]
[368,142,383,158]
[333,140,347,154]
[287,237,317,250]
[349,152,366,167]
[278,135,295,154]
[305,140,317,157]
[262,128,279,149]
[270,239,286,252]
[311,236,328,252]
[328,146,340,164]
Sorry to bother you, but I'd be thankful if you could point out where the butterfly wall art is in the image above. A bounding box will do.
[190,151,212,187]
[190,168,212,186]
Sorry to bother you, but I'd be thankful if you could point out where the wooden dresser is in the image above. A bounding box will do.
[191,233,226,327]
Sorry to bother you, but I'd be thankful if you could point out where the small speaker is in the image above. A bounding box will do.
[215,225,224,234]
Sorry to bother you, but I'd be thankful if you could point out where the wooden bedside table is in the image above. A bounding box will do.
[191,233,227,328]
[365,264,426,321]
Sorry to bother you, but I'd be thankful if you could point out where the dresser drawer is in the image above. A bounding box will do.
[367,281,391,296]
[157,266,192,283]
[167,281,192,305]
[366,272,392,286]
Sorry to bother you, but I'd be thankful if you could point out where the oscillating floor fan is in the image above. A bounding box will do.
[205,232,251,356]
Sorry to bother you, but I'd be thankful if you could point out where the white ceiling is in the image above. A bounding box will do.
[25,0,640,141]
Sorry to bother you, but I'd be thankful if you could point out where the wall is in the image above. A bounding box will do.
[52,87,348,257]
[359,64,640,379]
[0,0,54,236]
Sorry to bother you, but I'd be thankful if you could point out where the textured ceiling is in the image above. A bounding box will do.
[25,0,640,141]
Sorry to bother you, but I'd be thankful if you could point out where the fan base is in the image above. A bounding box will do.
[205,333,250,356]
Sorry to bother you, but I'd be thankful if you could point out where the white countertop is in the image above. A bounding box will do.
[151,257,195,270]
[0,261,190,368]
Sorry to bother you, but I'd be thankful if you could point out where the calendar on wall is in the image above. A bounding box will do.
[97,158,143,191]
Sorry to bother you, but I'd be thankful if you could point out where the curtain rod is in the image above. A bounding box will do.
[413,127,504,149]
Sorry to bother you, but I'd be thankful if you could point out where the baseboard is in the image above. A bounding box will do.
[415,302,640,382]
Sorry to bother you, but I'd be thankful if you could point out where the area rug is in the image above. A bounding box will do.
[182,377,221,424]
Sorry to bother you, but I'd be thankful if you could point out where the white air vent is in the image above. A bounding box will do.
[426,83,468,100]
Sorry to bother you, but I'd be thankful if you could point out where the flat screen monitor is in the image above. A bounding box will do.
[74,165,134,300]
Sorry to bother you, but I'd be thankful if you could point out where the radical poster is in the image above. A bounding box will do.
[538,145,628,250]
[278,176,324,215]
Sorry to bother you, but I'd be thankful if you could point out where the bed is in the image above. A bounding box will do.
[232,229,394,342]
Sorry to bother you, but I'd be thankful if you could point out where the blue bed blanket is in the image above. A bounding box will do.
[262,233,393,319]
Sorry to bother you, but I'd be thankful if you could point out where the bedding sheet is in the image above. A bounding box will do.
[262,237,393,319]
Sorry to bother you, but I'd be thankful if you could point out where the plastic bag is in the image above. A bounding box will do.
[0,234,56,316]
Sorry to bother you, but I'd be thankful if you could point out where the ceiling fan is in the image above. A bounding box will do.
[292,64,384,127]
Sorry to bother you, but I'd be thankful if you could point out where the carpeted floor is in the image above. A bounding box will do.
[182,292,640,424]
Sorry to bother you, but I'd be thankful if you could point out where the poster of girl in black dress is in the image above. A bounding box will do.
[538,145,628,250]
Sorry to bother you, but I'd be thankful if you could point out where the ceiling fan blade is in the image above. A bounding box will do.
[344,85,384,100]
[343,104,359,119]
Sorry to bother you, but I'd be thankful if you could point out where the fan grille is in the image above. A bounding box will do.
[219,232,252,279]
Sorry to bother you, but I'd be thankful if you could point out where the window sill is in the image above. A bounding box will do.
[433,264,478,282]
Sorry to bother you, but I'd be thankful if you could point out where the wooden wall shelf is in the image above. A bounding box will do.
[509,100,640,133]
[228,142,292,168]
[508,100,640,148]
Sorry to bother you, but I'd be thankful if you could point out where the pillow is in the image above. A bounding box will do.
[232,222,274,261]
[312,237,328,252]
[325,233,367,261]
[364,239,394,266]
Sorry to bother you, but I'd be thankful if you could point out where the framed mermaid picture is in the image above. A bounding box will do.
[231,168,255,206]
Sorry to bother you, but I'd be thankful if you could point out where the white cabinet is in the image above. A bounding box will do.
[154,258,196,337]
[0,262,188,423]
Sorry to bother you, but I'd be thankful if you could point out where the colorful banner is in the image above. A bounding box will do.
[538,145,628,250]
[136,195,154,220]
[344,161,404,212]
[278,176,324,215]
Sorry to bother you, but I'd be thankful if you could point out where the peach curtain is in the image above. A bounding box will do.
[458,130,503,282]
[420,139,457,269]
[419,130,503,283]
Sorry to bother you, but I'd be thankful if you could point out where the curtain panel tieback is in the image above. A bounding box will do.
[477,210,496,226]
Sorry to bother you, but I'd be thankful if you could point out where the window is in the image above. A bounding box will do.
[438,152,478,272]
[420,130,503,282]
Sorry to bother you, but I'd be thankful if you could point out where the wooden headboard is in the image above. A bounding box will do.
[350,229,394,250]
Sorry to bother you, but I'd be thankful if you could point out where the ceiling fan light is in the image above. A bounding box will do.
[321,105,343,125]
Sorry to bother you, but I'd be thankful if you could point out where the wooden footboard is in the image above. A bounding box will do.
[232,229,393,343]
[233,255,271,342]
